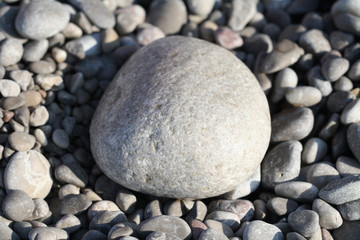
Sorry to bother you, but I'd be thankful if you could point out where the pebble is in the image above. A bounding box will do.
[189,219,207,239]
[286,232,306,240]
[28,227,69,240]
[261,141,302,189]
[4,150,52,198]
[301,12,324,30]
[319,175,360,205]
[347,122,360,161]
[61,22,83,39]
[271,68,298,103]
[52,129,70,149]
[87,200,120,220]
[147,231,182,240]
[199,228,229,240]
[21,90,42,107]
[89,210,128,233]
[163,199,185,217]
[348,59,360,81]
[55,163,88,187]
[285,86,322,107]
[333,220,360,240]
[259,39,304,73]
[23,39,49,62]
[186,200,207,221]
[330,31,355,51]
[2,189,34,221]
[336,156,360,177]
[29,106,49,127]
[139,215,191,240]
[30,198,50,220]
[9,70,32,91]
[8,131,35,151]
[28,60,56,75]
[69,0,115,29]
[271,107,314,142]
[321,57,350,82]
[0,79,21,97]
[60,194,92,215]
[55,214,81,234]
[206,210,240,231]
[288,210,320,238]
[302,138,328,164]
[136,26,165,46]
[115,188,137,215]
[299,29,331,55]
[15,0,70,40]
[65,33,102,59]
[243,220,284,240]
[229,0,257,31]
[267,197,298,216]
[340,99,360,124]
[312,198,343,229]
[334,76,353,91]
[215,27,243,50]
[186,0,215,17]
[244,34,273,55]
[337,198,360,221]
[13,221,33,239]
[147,0,187,34]
[115,5,145,35]
[275,181,319,203]
[307,66,333,97]
[90,36,271,199]
[331,0,360,36]
[59,184,80,200]
[204,219,234,238]
[278,24,307,42]
[327,91,355,113]
[108,224,134,239]
[35,74,63,91]
[0,38,23,66]
[306,162,340,189]
[287,0,319,14]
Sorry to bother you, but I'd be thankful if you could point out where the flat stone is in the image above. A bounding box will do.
[15,0,70,40]
[288,210,320,238]
[215,27,243,50]
[8,131,35,151]
[341,99,360,124]
[271,107,314,142]
[90,36,271,199]
[21,90,42,107]
[60,194,92,215]
[261,141,302,189]
[319,175,360,205]
[65,33,102,59]
[35,74,63,91]
[4,150,52,198]
[336,156,360,177]
[52,129,70,149]
[299,29,331,55]
[68,0,115,29]
[28,60,56,75]
[306,162,340,189]
[139,215,191,240]
[0,38,23,66]
[285,86,322,107]
[347,122,360,161]
[243,220,284,240]
[275,181,319,203]
[312,198,343,229]
[205,211,240,231]
[2,189,34,221]
[147,0,187,34]
[229,0,257,31]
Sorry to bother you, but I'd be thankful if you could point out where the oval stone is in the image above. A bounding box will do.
[90,36,271,199]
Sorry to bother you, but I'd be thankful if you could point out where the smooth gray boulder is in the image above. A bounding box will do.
[90,36,271,199]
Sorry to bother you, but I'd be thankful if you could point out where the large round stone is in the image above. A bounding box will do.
[90,36,271,199]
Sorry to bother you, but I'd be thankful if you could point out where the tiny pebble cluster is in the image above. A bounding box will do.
[0,0,359,240]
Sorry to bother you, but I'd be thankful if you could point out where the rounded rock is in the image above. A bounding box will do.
[199,228,228,240]
[341,99,360,125]
[90,36,271,199]
[288,210,320,238]
[306,162,340,189]
[336,156,360,177]
[275,181,319,203]
[5,150,52,198]
[15,0,70,40]
[55,163,88,188]
[347,122,360,161]
[186,0,215,17]
[2,189,35,221]
[266,197,298,217]
[301,138,328,164]
[243,220,284,240]
[0,79,21,97]
[52,129,69,149]
[312,198,343,229]
[60,194,92,215]
[321,57,350,82]
[0,38,23,66]
[8,131,36,151]
[285,86,322,107]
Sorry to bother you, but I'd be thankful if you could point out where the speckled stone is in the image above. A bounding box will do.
[275,181,319,203]
[312,198,343,229]
[2,189,35,221]
[90,36,271,199]
[288,210,320,238]
[5,150,52,199]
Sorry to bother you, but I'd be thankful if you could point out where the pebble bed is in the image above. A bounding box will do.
[0,0,359,239]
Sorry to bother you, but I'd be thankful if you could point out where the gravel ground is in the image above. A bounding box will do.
[0,0,360,239]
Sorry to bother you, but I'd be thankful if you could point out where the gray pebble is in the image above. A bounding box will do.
[262,23,281,40]
[336,156,360,177]
[147,231,182,240]
[271,68,298,103]
[163,199,186,217]
[60,194,92,215]
[287,0,318,14]
[206,211,240,231]
[55,163,88,187]
[8,131,35,151]
[307,66,333,97]
[189,219,207,239]
[347,122,360,161]
[69,0,115,29]
[0,38,23,67]
[87,200,120,220]
[244,34,273,55]
[14,106,30,127]
[302,138,328,164]
[52,129,69,149]
[229,0,256,31]
[301,12,323,30]
[13,221,33,239]
[312,198,343,229]
[333,220,360,240]
[286,232,306,240]
[61,22,83,39]
[327,91,355,113]
[330,31,355,51]
[266,197,298,216]
[9,70,32,91]
[144,200,163,219]
[187,0,215,17]
[208,199,254,222]
[186,200,207,221]
[35,74,63,91]
[260,39,304,73]
[65,33,102,59]
[288,210,320,238]
[275,181,319,203]
[331,0,360,36]
[338,198,360,221]
[55,214,81,234]
[341,99,360,124]
[334,76,353,91]
[306,162,340,189]
[28,60,56,75]
[243,220,284,240]
[199,228,229,240]
[271,107,314,142]
[23,39,49,62]
[321,57,350,82]
[215,27,243,50]
[89,210,128,233]
[139,215,191,240]
[2,189,34,221]
[147,0,187,34]
[285,86,322,107]
[30,198,50,220]
[253,199,267,220]
[115,5,145,35]
[29,106,49,127]
[278,24,307,42]
[204,219,234,238]
[319,175,360,205]
[348,59,360,81]
[261,141,302,189]
[58,184,80,200]
[57,90,76,105]
[15,0,70,40]
[116,188,137,215]
[0,79,20,97]
[299,29,331,55]
[319,113,340,140]
[81,229,107,240]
